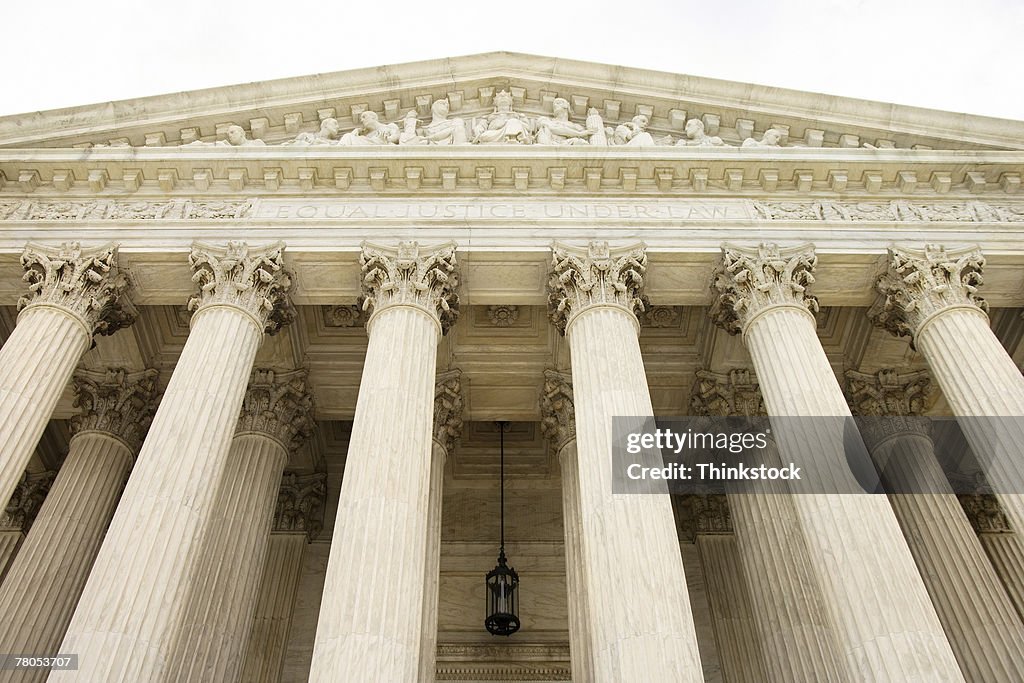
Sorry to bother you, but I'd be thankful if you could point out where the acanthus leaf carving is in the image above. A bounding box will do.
[274,471,327,540]
[959,493,1012,534]
[18,241,136,338]
[71,367,160,453]
[845,368,933,447]
[872,244,987,342]
[0,470,57,533]
[434,369,464,455]
[359,240,460,334]
[539,369,575,450]
[187,240,294,334]
[237,368,315,454]
[710,242,818,336]
[547,240,648,334]
[691,368,766,418]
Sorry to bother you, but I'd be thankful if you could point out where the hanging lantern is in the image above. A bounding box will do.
[485,421,520,636]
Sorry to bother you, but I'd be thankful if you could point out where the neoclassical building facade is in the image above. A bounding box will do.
[1,53,1024,682]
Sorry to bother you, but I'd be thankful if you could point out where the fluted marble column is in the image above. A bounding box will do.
[53,241,293,682]
[539,370,594,683]
[0,242,133,510]
[691,369,847,683]
[711,243,963,681]
[848,369,1024,682]
[167,368,314,682]
[548,241,703,682]
[875,244,1024,540]
[0,471,55,584]
[240,473,327,683]
[310,241,459,682]
[960,494,1024,623]
[0,368,156,683]
[420,370,463,683]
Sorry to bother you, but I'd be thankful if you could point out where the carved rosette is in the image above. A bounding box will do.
[710,243,819,336]
[547,241,648,334]
[236,368,315,454]
[959,494,1012,534]
[359,241,460,334]
[0,471,57,533]
[690,368,766,417]
[434,369,464,454]
[273,472,327,541]
[539,369,575,450]
[17,242,135,337]
[487,305,519,327]
[873,244,988,342]
[70,367,160,453]
[845,369,932,448]
[187,240,294,334]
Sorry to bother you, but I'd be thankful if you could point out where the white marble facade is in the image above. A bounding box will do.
[1,53,1024,682]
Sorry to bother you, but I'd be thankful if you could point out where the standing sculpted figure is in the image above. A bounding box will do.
[741,128,785,148]
[612,114,656,146]
[472,90,535,144]
[422,98,468,145]
[398,110,428,145]
[536,97,594,145]
[338,111,400,146]
[675,119,725,147]
[285,118,341,145]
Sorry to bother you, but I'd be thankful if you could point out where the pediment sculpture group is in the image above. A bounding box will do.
[183,90,787,149]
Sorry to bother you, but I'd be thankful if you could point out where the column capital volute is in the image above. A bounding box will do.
[17,241,136,341]
[187,240,295,335]
[236,368,315,455]
[359,240,460,336]
[872,244,988,345]
[539,369,575,452]
[273,471,327,541]
[71,367,160,454]
[547,240,648,336]
[710,242,819,336]
[690,368,766,417]
[0,470,57,534]
[434,369,464,456]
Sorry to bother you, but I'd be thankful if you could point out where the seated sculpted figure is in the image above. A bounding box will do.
[675,119,725,147]
[536,98,593,145]
[742,128,785,148]
[285,118,341,145]
[186,124,265,147]
[472,90,535,144]
[399,110,428,145]
[612,115,656,146]
[338,111,400,146]
[423,98,468,145]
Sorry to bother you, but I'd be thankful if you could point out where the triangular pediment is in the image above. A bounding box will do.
[1,52,1021,151]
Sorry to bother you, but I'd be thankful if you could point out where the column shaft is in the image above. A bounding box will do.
[979,533,1024,623]
[165,433,289,682]
[238,533,306,683]
[0,309,88,508]
[0,433,131,683]
[418,440,446,683]
[557,441,594,683]
[0,531,23,583]
[744,307,963,680]
[569,307,703,682]
[310,306,438,681]
[53,307,263,681]
[695,534,768,683]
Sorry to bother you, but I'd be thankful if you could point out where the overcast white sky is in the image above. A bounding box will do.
[3,0,1021,120]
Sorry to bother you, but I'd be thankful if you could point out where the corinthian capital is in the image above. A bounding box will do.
[873,244,987,341]
[18,242,135,338]
[274,472,327,540]
[691,368,765,417]
[359,241,459,334]
[188,241,294,334]
[539,369,575,450]
[0,471,57,533]
[71,367,160,452]
[959,494,1011,534]
[237,368,315,454]
[845,369,931,417]
[547,241,647,334]
[710,243,818,336]
[434,369,464,455]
